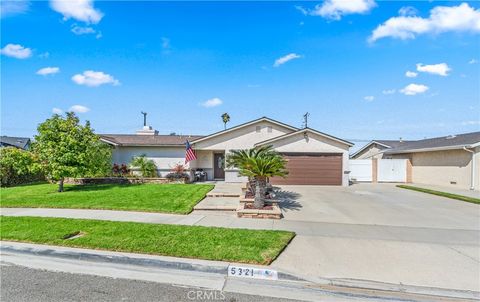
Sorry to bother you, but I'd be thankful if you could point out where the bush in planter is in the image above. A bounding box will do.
[112,163,131,177]
[0,147,44,187]
[166,164,189,182]
[129,155,157,178]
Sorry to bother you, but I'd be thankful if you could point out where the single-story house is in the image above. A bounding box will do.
[100,117,353,186]
[0,136,31,150]
[351,132,480,190]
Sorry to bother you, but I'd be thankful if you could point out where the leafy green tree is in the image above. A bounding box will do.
[221,113,230,130]
[130,155,157,178]
[33,112,112,192]
[0,147,43,186]
[226,146,288,208]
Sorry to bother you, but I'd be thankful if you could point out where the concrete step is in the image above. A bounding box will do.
[194,197,240,211]
[206,192,241,198]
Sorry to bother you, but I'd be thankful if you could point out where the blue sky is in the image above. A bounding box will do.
[1,1,479,148]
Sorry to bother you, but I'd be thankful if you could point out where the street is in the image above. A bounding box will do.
[0,264,298,302]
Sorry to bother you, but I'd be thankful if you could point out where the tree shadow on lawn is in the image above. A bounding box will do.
[273,189,302,212]
[63,184,141,193]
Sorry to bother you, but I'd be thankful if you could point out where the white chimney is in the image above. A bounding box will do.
[136,125,158,135]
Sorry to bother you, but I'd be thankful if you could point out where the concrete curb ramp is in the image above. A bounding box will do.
[1,242,478,302]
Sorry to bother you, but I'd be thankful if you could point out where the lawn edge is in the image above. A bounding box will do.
[396,185,480,204]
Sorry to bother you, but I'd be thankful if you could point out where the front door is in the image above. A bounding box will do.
[213,153,225,179]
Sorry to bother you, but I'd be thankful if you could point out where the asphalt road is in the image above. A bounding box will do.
[0,264,299,302]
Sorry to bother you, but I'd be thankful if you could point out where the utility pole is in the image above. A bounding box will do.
[141,111,147,127]
[303,112,310,129]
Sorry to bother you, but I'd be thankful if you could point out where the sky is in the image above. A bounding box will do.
[1,0,479,150]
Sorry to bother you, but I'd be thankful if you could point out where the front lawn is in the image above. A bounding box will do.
[0,183,214,214]
[0,216,294,264]
[397,185,480,204]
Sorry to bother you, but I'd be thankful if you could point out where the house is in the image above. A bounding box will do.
[352,132,480,190]
[101,117,353,186]
[0,136,31,150]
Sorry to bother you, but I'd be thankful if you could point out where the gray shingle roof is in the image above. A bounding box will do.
[0,136,31,149]
[384,131,480,154]
[373,140,414,148]
[100,134,204,146]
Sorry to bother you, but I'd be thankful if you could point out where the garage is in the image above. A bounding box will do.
[270,153,343,185]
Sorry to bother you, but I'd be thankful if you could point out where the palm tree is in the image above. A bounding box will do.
[226,146,288,209]
[221,113,230,130]
[130,154,157,178]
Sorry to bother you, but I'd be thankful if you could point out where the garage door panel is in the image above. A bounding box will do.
[270,154,342,185]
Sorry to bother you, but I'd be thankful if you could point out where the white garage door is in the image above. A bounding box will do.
[378,159,407,182]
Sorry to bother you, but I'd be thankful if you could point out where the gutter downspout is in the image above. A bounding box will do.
[463,147,475,190]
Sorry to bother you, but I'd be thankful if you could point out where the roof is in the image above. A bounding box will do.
[190,116,299,144]
[100,134,204,146]
[384,131,480,154]
[350,139,413,158]
[0,136,31,149]
[255,127,354,147]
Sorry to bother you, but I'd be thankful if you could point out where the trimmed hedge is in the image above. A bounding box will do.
[0,147,44,187]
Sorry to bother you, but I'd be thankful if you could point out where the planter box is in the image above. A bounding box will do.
[236,202,282,219]
[64,177,187,185]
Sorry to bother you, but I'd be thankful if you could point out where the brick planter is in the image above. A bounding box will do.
[236,202,282,219]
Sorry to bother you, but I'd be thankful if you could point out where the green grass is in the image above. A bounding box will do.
[0,216,295,264]
[396,185,480,204]
[0,183,214,214]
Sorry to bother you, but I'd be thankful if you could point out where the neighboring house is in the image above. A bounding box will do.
[101,117,353,186]
[352,132,480,190]
[0,136,31,150]
[350,140,412,159]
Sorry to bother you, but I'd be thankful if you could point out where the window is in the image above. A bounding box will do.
[267,126,272,133]
[256,126,261,133]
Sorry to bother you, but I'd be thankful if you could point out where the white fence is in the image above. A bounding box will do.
[349,160,372,182]
[349,159,408,183]
[377,159,407,182]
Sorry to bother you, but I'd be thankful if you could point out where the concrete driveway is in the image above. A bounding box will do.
[271,184,480,292]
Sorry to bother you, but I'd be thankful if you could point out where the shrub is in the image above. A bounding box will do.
[129,155,157,178]
[0,147,44,187]
[112,163,130,177]
[166,164,189,181]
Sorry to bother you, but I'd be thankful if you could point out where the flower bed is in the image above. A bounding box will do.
[64,177,188,185]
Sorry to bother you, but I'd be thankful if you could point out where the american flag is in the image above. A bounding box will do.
[185,140,197,164]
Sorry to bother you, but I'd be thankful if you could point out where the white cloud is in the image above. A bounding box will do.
[72,70,120,87]
[363,95,375,102]
[36,67,60,76]
[398,6,418,17]
[369,3,480,42]
[161,37,170,49]
[405,71,418,78]
[400,83,429,95]
[1,0,30,18]
[273,53,302,67]
[50,0,103,24]
[71,24,95,35]
[416,63,451,76]
[0,43,32,59]
[382,89,396,95]
[39,52,50,58]
[298,0,376,20]
[201,97,223,108]
[469,59,478,64]
[69,105,90,113]
[52,108,64,114]
[462,120,480,126]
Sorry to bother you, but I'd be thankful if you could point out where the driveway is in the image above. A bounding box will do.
[271,184,480,292]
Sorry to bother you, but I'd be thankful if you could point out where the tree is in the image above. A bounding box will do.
[226,146,288,209]
[33,112,112,192]
[221,113,230,130]
[0,147,43,186]
[129,155,157,178]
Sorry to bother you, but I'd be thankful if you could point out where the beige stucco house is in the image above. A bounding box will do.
[101,117,353,186]
[352,132,480,191]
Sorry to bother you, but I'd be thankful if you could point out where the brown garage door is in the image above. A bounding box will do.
[270,153,342,185]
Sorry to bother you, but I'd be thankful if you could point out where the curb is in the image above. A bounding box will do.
[0,242,304,282]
